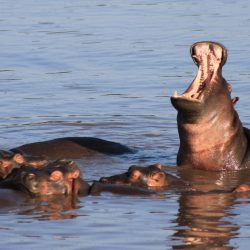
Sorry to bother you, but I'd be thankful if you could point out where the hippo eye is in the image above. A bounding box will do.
[27,173,36,180]
[129,169,141,180]
[151,172,164,182]
[23,174,39,193]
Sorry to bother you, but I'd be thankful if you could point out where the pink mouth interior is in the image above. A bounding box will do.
[182,42,225,101]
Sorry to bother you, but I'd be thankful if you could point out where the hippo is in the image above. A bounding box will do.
[171,41,250,171]
[0,150,49,179]
[97,163,190,191]
[10,137,134,160]
[0,159,173,197]
[0,159,90,196]
[90,181,156,196]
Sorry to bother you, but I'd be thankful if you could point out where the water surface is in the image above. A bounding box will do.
[1,0,250,249]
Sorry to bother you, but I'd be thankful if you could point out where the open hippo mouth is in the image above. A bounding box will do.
[171,41,227,112]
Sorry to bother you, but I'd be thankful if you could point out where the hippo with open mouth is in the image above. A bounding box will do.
[171,41,250,171]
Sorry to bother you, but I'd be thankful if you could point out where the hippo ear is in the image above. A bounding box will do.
[128,165,138,172]
[50,170,63,182]
[13,154,25,164]
[154,163,163,170]
[232,97,239,106]
[129,169,141,180]
[69,169,80,179]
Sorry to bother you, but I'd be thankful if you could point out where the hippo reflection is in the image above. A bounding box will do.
[233,184,250,193]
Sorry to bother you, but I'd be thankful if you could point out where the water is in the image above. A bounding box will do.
[1,0,250,249]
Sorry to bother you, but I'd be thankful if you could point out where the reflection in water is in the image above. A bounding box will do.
[18,194,81,221]
[1,0,250,249]
[171,168,250,249]
[174,192,238,249]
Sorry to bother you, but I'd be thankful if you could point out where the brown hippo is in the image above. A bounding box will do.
[0,150,49,179]
[171,41,250,171]
[0,159,90,196]
[90,182,156,196]
[96,163,190,191]
[10,137,134,160]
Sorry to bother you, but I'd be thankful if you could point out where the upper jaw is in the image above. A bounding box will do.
[171,90,203,104]
[190,41,227,67]
[171,41,227,107]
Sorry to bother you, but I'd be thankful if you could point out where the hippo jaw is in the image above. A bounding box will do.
[171,41,228,115]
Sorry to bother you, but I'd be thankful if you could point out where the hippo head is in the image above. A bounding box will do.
[170,41,248,171]
[170,41,234,121]
[20,168,70,196]
[0,150,49,179]
[0,150,21,179]
[12,160,88,196]
[99,163,169,188]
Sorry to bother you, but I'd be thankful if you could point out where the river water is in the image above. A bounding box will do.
[1,0,250,249]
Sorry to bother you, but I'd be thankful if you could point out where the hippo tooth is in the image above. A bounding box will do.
[173,90,178,97]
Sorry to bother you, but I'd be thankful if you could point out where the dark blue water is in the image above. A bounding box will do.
[1,0,250,249]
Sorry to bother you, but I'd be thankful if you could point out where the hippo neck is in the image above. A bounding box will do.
[177,107,248,171]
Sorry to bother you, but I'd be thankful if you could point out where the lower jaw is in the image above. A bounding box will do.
[171,96,204,115]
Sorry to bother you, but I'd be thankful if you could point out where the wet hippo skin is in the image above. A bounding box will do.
[97,163,191,192]
[171,41,250,171]
[11,137,134,160]
[89,181,156,196]
[0,159,90,196]
[0,150,49,179]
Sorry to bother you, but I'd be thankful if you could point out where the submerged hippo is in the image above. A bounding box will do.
[171,41,250,171]
[0,150,49,179]
[90,181,156,196]
[11,137,134,160]
[90,163,189,196]
[95,163,190,192]
[0,159,90,196]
